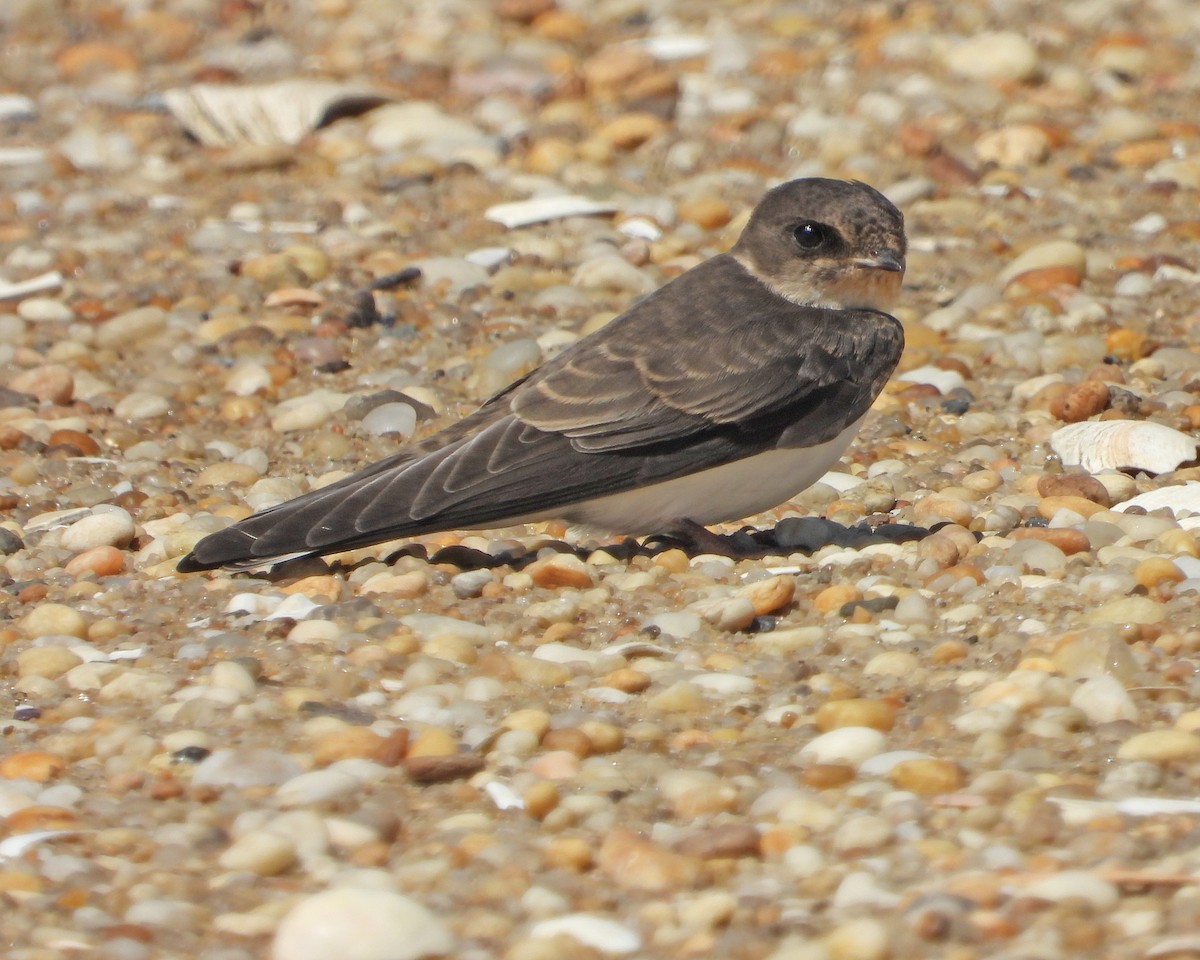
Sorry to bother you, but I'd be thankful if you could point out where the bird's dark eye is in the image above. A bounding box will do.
[793,221,830,249]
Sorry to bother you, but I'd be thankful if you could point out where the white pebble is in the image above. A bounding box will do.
[572,254,655,294]
[691,671,755,696]
[1132,212,1167,235]
[96,306,167,348]
[943,32,1040,82]
[276,768,362,808]
[832,870,902,909]
[192,748,302,788]
[999,240,1086,284]
[209,660,259,697]
[360,402,417,438]
[367,101,485,151]
[272,888,455,960]
[1024,870,1118,909]
[643,611,702,639]
[833,815,893,854]
[411,256,490,295]
[17,297,74,323]
[858,750,933,777]
[529,913,642,954]
[895,365,965,394]
[401,613,495,645]
[272,391,348,432]
[219,831,298,875]
[124,898,202,927]
[799,727,886,766]
[61,508,135,552]
[1071,675,1137,724]
[1114,272,1153,297]
[227,363,272,396]
[114,392,171,420]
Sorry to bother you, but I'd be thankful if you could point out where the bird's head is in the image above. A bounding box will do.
[732,178,906,312]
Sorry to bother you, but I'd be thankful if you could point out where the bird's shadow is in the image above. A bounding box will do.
[257,517,936,581]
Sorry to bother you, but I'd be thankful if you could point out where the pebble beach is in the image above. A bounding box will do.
[5,1,1200,958]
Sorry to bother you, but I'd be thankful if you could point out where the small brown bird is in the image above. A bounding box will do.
[178,178,906,572]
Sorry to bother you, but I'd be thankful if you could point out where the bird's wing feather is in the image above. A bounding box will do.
[511,253,903,449]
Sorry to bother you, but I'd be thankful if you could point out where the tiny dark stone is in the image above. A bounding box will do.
[839,595,901,617]
[369,266,423,291]
[14,704,41,721]
[172,745,212,764]
[0,387,34,408]
[750,615,777,633]
[0,527,24,555]
[941,396,971,415]
[1107,387,1142,416]
[1023,516,1051,528]
[345,289,383,328]
[298,701,376,725]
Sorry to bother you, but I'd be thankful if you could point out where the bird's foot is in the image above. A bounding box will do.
[643,520,766,559]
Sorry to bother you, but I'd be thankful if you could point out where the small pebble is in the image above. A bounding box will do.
[799,727,887,766]
[1117,730,1200,762]
[272,888,455,960]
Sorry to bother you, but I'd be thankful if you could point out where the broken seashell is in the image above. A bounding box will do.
[0,146,46,167]
[484,195,619,229]
[1113,481,1200,525]
[896,365,967,394]
[1050,420,1198,475]
[0,94,36,121]
[162,80,391,148]
[632,34,712,60]
[0,270,63,300]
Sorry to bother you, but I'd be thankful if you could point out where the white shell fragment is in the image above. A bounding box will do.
[162,81,391,148]
[529,913,643,954]
[1050,420,1198,475]
[815,471,864,493]
[896,364,967,394]
[483,781,524,811]
[225,592,322,620]
[0,94,36,121]
[0,270,63,300]
[633,34,712,60]
[484,195,619,229]
[0,146,47,167]
[0,830,76,859]
[1113,481,1200,527]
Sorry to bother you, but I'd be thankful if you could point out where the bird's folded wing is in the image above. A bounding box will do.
[510,253,904,451]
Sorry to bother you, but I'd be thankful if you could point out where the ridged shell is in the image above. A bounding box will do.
[162,81,390,148]
[1050,420,1198,475]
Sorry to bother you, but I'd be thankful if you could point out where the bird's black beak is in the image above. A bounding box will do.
[856,250,905,273]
